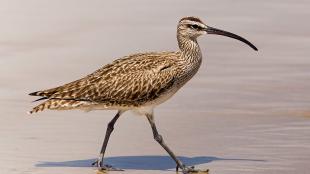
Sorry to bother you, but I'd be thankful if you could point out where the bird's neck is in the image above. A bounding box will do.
[177,35,202,64]
[175,34,203,86]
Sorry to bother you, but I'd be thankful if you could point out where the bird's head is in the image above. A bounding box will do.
[178,16,258,51]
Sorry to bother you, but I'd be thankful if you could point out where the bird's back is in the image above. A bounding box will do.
[29,51,183,113]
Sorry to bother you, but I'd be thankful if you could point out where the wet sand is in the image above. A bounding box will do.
[0,0,310,174]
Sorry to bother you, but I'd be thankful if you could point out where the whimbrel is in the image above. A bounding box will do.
[29,16,257,173]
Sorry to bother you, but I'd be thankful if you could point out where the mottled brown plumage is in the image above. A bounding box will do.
[28,17,257,174]
[29,51,185,113]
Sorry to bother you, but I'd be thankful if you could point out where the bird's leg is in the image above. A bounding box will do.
[92,110,123,171]
[146,114,182,170]
[146,114,200,174]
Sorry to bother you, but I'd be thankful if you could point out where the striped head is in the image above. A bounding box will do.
[178,17,208,39]
[177,16,258,51]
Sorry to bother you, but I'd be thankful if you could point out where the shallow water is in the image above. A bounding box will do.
[0,0,310,174]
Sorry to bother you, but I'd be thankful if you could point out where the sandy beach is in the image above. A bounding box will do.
[0,0,310,174]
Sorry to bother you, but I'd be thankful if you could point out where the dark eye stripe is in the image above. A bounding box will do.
[189,24,201,30]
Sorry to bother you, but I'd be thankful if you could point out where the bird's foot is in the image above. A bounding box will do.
[92,156,123,171]
[177,165,209,174]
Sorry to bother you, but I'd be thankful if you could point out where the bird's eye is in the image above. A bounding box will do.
[190,24,200,30]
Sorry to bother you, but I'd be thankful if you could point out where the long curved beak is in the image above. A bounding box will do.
[206,26,258,51]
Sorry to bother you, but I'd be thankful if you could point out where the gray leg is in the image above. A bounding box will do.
[145,113,189,172]
[93,110,123,171]
[146,113,208,174]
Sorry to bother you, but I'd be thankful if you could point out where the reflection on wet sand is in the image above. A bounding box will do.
[36,155,265,170]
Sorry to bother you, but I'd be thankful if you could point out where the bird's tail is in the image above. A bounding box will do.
[28,100,54,114]
[28,99,89,114]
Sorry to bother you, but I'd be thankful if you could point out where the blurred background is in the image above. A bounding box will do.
[0,0,309,174]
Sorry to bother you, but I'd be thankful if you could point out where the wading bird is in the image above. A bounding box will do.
[29,16,257,174]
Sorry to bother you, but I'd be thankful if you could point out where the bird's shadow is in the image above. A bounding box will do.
[36,155,265,170]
